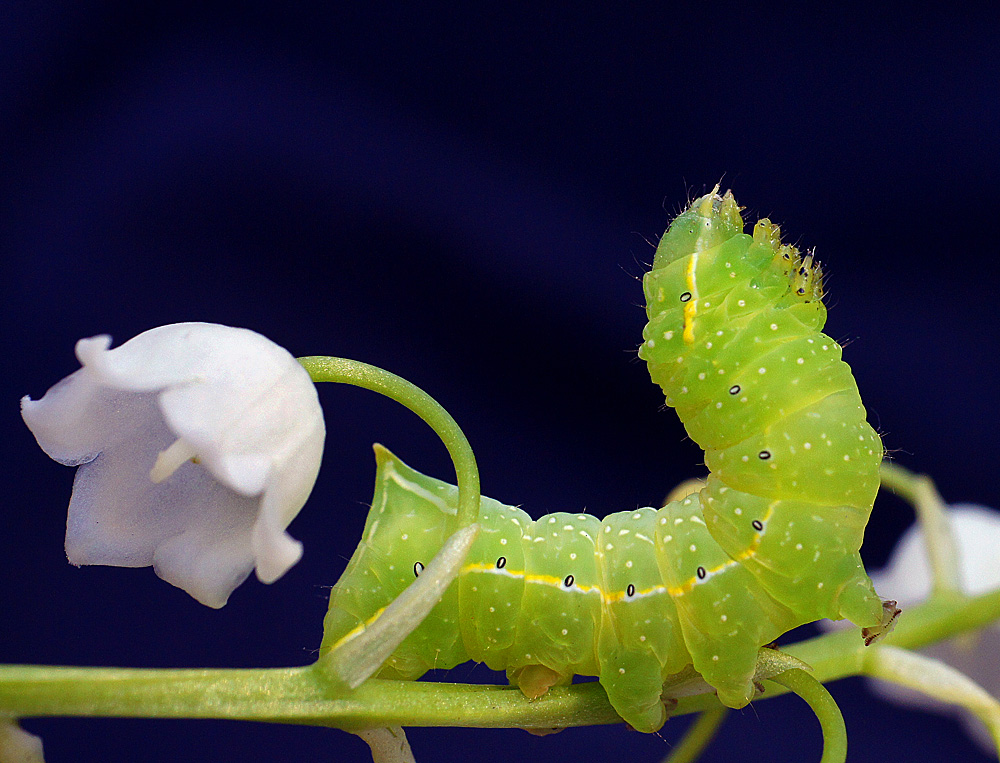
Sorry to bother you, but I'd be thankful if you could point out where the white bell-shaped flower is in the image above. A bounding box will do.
[22,323,325,608]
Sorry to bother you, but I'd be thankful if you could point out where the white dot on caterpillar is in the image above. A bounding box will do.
[758,367,767,374]
[664,330,674,340]
[738,299,746,306]
[489,606,495,613]
[619,668,626,675]
[605,543,614,550]
[646,339,655,348]
[705,342,713,349]
[720,614,727,622]
[804,442,812,449]
[797,357,804,364]
[716,402,722,409]
[698,372,706,380]
[569,552,577,560]
[741,455,749,462]
[401,534,408,540]
[716,330,724,336]
[770,323,778,330]
[712,655,719,662]
[689,544,697,552]
[734,507,742,516]
[562,629,568,636]
[639,635,646,642]
[844,454,851,461]
[625,560,633,568]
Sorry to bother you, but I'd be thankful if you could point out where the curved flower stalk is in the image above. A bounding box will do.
[865,504,1000,753]
[21,323,325,608]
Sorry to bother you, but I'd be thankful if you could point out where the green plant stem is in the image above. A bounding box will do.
[660,706,727,763]
[879,462,961,595]
[767,669,846,763]
[2,586,998,730]
[297,357,480,528]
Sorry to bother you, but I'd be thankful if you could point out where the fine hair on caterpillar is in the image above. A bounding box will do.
[321,188,892,733]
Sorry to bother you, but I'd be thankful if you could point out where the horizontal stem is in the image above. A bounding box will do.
[0,664,628,730]
[2,588,998,730]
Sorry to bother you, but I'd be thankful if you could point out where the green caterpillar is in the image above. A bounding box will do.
[321,189,887,733]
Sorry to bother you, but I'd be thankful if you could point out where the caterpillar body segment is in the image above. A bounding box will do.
[322,446,791,731]
[639,190,883,630]
[322,190,886,733]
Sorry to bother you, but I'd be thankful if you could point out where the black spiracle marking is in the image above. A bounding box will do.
[752,519,764,531]
[696,566,707,580]
[496,556,507,569]
[758,450,771,460]
[729,384,741,395]
[626,584,635,598]
[679,291,692,302]
[413,561,425,577]
[564,575,575,588]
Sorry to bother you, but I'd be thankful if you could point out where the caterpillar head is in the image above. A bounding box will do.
[653,188,744,270]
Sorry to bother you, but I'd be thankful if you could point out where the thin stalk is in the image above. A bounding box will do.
[660,706,727,763]
[768,669,846,763]
[298,357,480,527]
[879,462,961,595]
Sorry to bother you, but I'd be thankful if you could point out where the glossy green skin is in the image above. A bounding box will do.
[640,193,883,631]
[323,193,885,732]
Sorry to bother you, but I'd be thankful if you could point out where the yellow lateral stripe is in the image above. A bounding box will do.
[662,501,779,596]
[682,253,698,344]
[334,502,780,649]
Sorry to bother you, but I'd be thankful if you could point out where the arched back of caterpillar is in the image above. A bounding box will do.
[321,189,887,732]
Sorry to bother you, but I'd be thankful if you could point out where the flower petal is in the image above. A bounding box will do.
[23,323,325,607]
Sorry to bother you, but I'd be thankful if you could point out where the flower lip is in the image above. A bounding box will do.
[22,322,325,608]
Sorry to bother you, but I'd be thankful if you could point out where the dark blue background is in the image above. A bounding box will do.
[3,4,998,762]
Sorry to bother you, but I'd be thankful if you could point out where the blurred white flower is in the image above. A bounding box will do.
[0,719,45,763]
[867,505,1000,752]
[22,323,324,608]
